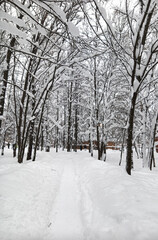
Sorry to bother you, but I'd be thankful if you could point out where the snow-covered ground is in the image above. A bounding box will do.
[0,148,158,240]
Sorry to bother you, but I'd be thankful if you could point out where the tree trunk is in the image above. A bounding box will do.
[56,126,59,153]
[0,37,16,131]
[32,106,45,161]
[97,123,101,160]
[62,107,66,151]
[100,141,104,160]
[96,109,101,160]
[13,143,17,158]
[67,82,73,152]
[40,124,44,151]
[26,121,34,160]
[74,106,78,152]
[89,101,94,157]
[142,104,148,167]
[32,65,57,161]
[149,114,157,170]
[99,124,106,161]
[119,129,126,165]
[126,92,137,175]
[56,92,59,153]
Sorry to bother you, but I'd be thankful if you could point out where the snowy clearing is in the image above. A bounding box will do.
[0,149,158,240]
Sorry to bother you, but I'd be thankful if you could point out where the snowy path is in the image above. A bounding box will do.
[45,156,84,240]
[1,149,158,240]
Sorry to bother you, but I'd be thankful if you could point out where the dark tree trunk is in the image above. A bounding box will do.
[74,107,78,152]
[56,92,59,153]
[149,115,157,170]
[96,109,101,160]
[17,59,32,164]
[56,127,59,153]
[89,133,91,153]
[46,146,50,152]
[26,121,34,160]
[103,144,106,161]
[126,92,137,175]
[1,144,5,156]
[67,82,73,152]
[45,123,50,152]
[13,143,17,158]
[0,37,16,130]
[41,124,44,151]
[1,130,6,155]
[100,141,104,160]
[93,57,101,159]
[89,124,93,157]
[67,112,72,152]
[18,147,25,163]
[97,124,101,160]
[149,146,155,170]
[62,107,66,151]
[26,66,37,160]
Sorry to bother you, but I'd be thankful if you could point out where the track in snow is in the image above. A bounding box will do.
[45,156,84,240]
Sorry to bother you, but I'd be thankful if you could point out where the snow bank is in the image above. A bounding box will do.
[0,149,63,240]
[76,150,158,240]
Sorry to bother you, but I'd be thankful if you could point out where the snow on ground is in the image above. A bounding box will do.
[0,149,63,240]
[0,148,158,240]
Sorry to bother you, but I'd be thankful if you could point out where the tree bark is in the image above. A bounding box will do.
[26,121,34,160]
[119,129,126,165]
[62,106,66,151]
[74,106,78,152]
[149,114,157,170]
[0,37,16,131]
[67,82,73,152]
[126,92,137,175]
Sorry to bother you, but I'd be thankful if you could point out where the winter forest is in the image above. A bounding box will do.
[0,0,158,239]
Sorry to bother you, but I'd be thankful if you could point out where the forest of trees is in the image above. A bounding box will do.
[0,0,158,175]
